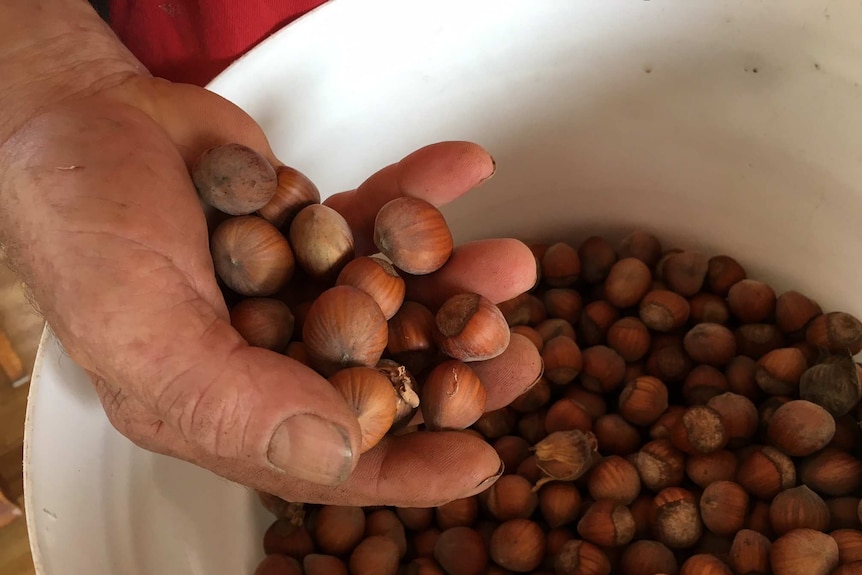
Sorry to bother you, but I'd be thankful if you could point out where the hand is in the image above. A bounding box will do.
[0,76,539,507]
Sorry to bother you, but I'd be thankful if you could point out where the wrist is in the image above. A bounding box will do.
[0,0,148,144]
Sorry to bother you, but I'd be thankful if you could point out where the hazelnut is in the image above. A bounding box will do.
[728,529,771,575]
[736,323,786,359]
[288,204,355,280]
[285,341,312,367]
[229,297,294,351]
[727,279,777,323]
[517,454,543,484]
[192,143,277,215]
[683,323,737,366]
[651,487,703,549]
[587,455,641,505]
[258,165,320,227]
[539,482,582,528]
[800,448,862,496]
[758,395,792,434]
[373,197,453,275]
[618,376,668,426]
[646,340,694,383]
[473,407,516,439]
[541,242,581,287]
[310,506,365,556]
[683,365,729,405]
[489,519,546,572]
[349,535,399,575]
[769,528,839,575]
[421,360,486,431]
[529,242,549,261]
[707,392,758,447]
[745,500,775,538]
[396,507,434,532]
[555,540,611,575]
[806,312,862,353]
[832,529,862,563]
[755,347,808,396]
[686,450,739,488]
[536,318,577,343]
[510,325,544,351]
[649,405,685,439]
[706,254,747,296]
[619,540,677,575]
[297,553,347,575]
[433,527,488,575]
[603,257,652,308]
[606,317,651,362]
[639,290,691,332]
[700,480,750,536]
[531,430,598,489]
[577,499,636,547]
[833,561,862,575]
[492,435,532,475]
[767,400,836,457]
[517,412,547,445]
[828,498,862,531]
[544,289,584,323]
[211,215,295,296]
[542,336,583,385]
[630,495,655,540]
[594,414,641,456]
[579,235,618,283]
[497,293,533,326]
[484,474,538,521]
[578,300,620,346]
[564,386,608,419]
[509,378,552,413]
[670,405,728,455]
[302,285,388,375]
[255,554,302,575]
[793,340,821,365]
[689,292,732,325]
[404,557,444,575]
[470,332,543,407]
[364,510,407,558]
[435,496,478,530]
[775,290,823,335]
[579,345,627,392]
[662,251,709,296]
[386,300,435,356]
[736,445,797,500]
[263,518,315,559]
[725,355,761,400]
[799,353,862,417]
[618,230,662,267]
[545,398,593,434]
[412,528,441,558]
[329,367,398,453]
[434,293,510,362]
[680,555,732,575]
[633,439,685,491]
[335,256,405,320]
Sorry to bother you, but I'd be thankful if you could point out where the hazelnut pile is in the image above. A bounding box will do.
[194,144,862,575]
[195,143,520,453]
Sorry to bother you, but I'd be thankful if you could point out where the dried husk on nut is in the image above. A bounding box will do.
[376,359,421,428]
[530,429,598,490]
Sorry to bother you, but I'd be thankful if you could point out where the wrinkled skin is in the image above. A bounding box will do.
[0,61,539,507]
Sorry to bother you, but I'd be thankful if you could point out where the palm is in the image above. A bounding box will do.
[0,78,540,506]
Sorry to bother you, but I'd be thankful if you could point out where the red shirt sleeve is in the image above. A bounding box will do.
[108,0,327,86]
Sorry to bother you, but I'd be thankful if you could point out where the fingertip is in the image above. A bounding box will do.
[396,141,496,205]
[471,332,544,412]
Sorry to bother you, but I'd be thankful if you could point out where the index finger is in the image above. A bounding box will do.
[324,141,495,254]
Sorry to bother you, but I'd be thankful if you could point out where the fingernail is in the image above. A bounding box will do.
[478,155,497,185]
[473,459,505,492]
[267,414,354,486]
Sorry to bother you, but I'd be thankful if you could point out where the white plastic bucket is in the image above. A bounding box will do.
[24,1,862,573]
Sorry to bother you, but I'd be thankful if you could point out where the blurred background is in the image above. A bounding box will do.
[0,259,46,574]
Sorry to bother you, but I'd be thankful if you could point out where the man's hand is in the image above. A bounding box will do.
[0,71,540,507]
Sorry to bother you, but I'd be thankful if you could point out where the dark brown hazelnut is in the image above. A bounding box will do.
[689,292,731,325]
[263,518,315,559]
[662,251,709,296]
[579,300,620,346]
[489,519,546,572]
[769,528,839,575]
[683,365,729,405]
[192,143,277,215]
[606,317,652,362]
[736,323,786,359]
[579,235,618,283]
[587,455,641,505]
[577,499,636,547]
[806,312,862,354]
[686,450,739,488]
[579,345,627,393]
[683,323,737,366]
[619,540,677,575]
[728,529,770,575]
[756,347,808,396]
[633,439,685,491]
[769,485,830,536]
[542,336,583,385]
[542,242,581,287]
[594,414,641,456]
[618,230,662,268]
[639,290,690,332]
[545,398,593,434]
[775,290,823,335]
[554,540,611,575]
[736,445,796,500]
[484,475,538,521]
[544,289,583,323]
[433,527,488,575]
[435,496,478,530]
[618,376,668,426]
[725,355,761,400]
[799,448,862,496]
[766,400,836,457]
[604,257,652,308]
[539,482,582,528]
[707,392,758,447]
[727,279,776,323]
[799,353,862,417]
[706,254,747,296]
[700,480,750,536]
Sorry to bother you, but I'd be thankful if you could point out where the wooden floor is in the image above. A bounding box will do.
[0,259,46,575]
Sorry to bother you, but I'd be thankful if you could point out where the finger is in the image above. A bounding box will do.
[404,239,538,309]
[324,141,496,254]
[273,431,504,507]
